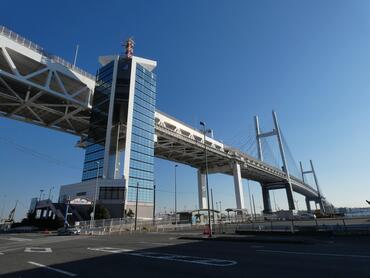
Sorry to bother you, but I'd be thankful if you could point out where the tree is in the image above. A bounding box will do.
[89,205,111,220]
[126,209,134,218]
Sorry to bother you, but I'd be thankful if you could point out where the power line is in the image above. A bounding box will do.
[0,136,80,170]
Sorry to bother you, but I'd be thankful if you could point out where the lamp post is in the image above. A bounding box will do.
[91,161,100,228]
[174,164,178,228]
[39,189,44,201]
[134,182,139,231]
[200,121,212,237]
[211,188,215,226]
[48,186,54,201]
[152,182,156,226]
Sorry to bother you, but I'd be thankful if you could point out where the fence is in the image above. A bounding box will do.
[235,216,370,233]
[0,25,95,80]
[78,215,370,235]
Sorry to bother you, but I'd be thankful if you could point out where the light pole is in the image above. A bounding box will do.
[48,186,54,201]
[134,182,139,230]
[91,161,100,228]
[39,189,44,201]
[200,121,212,237]
[211,188,215,226]
[152,182,156,226]
[174,164,178,227]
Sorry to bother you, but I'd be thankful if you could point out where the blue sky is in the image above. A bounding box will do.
[1,0,370,220]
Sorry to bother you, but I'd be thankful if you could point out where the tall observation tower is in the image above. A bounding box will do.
[60,39,157,218]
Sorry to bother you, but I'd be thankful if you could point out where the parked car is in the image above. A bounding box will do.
[57,226,81,236]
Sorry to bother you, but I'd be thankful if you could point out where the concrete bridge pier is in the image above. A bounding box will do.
[305,197,312,212]
[285,184,296,211]
[197,169,208,209]
[233,162,245,211]
[262,186,272,214]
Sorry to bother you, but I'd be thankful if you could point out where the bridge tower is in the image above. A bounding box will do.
[254,111,296,213]
[299,160,325,213]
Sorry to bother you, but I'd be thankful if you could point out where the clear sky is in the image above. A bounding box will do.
[1,0,370,220]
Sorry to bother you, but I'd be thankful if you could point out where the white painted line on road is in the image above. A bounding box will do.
[88,247,237,266]
[0,252,4,255]
[130,251,238,266]
[137,241,172,246]
[251,245,264,248]
[28,261,77,277]
[87,247,133,253]
[256,249,370,259]
[25,247,52,253]
[6,237,32,242]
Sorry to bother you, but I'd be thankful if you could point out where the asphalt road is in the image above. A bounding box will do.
[0,232,370,277]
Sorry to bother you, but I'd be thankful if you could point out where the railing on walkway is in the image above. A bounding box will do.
[235,216,370,233]
[0,25,95,80]
[78,215,370,235]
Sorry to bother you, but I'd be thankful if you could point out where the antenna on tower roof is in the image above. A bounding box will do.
[123,37,135,58]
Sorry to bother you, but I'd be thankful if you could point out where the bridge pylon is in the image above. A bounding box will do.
[254,111,295,212]
[299,160,325,213]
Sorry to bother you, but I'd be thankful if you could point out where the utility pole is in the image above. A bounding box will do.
[174,164,178,228]
[211,188,215,226]
[200,121,212,237]
[91,161,100,228]
[39,189,44,201]
[152,183,156,226]
[134,182,139,231]
[48,186,54,201]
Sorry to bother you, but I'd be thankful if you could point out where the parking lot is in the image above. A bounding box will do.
[0,232,370,277]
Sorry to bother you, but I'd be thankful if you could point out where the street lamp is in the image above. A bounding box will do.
[200,121,212,237]
[39,189,44,201]
[48,186,54,201]
[174,164,178,228]
[91,161,100,228]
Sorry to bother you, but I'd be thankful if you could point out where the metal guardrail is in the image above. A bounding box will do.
[0,25,95,80]
[78,215,370,235]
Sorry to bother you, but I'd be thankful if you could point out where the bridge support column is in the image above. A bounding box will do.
[197,170,207,209]
[305,198,311,213]
[233,162,245,210]
[262,186,272,214]
[285,185,295,211]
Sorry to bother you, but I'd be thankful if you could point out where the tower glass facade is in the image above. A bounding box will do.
[127,64,156,203]
[82,61,115,181]
[80,55,157,211]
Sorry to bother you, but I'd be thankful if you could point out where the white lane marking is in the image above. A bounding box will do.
[87,247,133,253]
[251,245,264,248]
[28,261,77,277]
[130,251,238,266]
[137,241,172,246]
[0,252,4,255]
[5,237,32,242]
[88,247,237,266]
[25,247,52,253]
[256,249,370,259]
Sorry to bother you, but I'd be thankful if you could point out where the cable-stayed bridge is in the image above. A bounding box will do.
[0,25,332,214]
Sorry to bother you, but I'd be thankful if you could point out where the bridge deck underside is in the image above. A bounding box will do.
[0,74,90,136]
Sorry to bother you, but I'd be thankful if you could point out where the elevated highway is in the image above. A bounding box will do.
[0,26,331,213]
